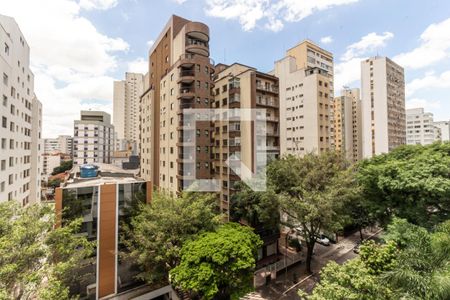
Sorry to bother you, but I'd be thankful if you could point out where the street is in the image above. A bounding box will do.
[246,227,382,300]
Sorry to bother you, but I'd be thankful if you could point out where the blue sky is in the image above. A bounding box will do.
[1,0,450,137]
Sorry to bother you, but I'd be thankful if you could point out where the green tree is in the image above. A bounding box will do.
[52,160,73,175]
[381,218,450,299]
[359,240,397,275]
[170,223,262,300]
[48,178,62,189]
[357,143,450,228]
[0,202,93,299]
[231,181,279,230]
[304,259,393,300]
[268,152,357,273]
[125,192,220,285]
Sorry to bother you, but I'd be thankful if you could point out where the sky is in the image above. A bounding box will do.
[1,0,449,138]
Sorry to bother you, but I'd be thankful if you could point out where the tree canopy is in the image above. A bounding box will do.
[125,192,221,285]
[357,143,450,228]
[306,218,450,300]
[231,181,280,231]
[0,201,93,299]
[51,160,73,175]
[268,152,357,273]
[170,222,262,300]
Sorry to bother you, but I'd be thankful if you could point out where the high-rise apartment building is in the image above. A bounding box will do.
[139,15,215,192]
[73,111,114,165]
[406,108,437,145]
[333,88,362,162]
[0,15,42,205]
[44,135,73,156]
[361,56,406,157]
[213,63,280,218]
[433,121,450,142]
[113,72,144,151]
[274,40,334,155]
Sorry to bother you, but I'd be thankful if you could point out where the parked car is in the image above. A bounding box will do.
[315,234,330,246]
[353,241,362,253]
[322,232,337,244]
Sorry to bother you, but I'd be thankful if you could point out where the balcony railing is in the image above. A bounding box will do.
[256,84,279,93]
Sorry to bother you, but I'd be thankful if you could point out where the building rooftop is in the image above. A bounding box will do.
[64,176,141,188]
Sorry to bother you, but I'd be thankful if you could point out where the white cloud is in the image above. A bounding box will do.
[406,70,450,96]
[394,18,450,69]
[127,57,148,74]
[406,98,441,110]
[320,36,333,44]
[341,32,393,61]
[147,40,155,48]
[334,31,394,92]
[172,0,188,3]
[334,57,361,92]
[0,0,128,137]
[204,0,358,32]
[79,0,118,10]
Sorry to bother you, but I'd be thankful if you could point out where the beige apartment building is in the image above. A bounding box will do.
[361,56,406,157]
[113,72,143,151]
[139,15,215,192]
[212,63,280,218]
[274,40,334,155]
[333,88,362,162]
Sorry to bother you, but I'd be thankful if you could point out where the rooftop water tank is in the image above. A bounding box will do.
[80,164,98,178]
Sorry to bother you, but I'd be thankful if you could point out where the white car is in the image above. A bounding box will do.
[315,235,330,246]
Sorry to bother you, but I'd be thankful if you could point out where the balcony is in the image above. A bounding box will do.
[256,97,278,108]
[186,38,209,56]
[178,87,196,99]
[177,137,195,146]
[177,69,195,83]
[256,84,279,94]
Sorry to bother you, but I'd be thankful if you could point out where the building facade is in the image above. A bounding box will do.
[406,108,437,145]
[73,111,114,165]
[274,40,334,155]
[55,179,152,299]
[433,120,450,142]
[213,63,280,218]
[333,88,362,162]
[113,72,144,150]
[361,56,406,158]
[139,15,215,193]
[0,15,42,205]
[44,135,73,156]
[42,153,61,182]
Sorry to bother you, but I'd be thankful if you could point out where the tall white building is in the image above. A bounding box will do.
[361,56,406,158]
[274,40,334,155]
[44,135,73,156]
[113,72,143,151]
[433,121,450,142]
[406,108,437,145]
[73,111,114,165]
[0,15,42,204]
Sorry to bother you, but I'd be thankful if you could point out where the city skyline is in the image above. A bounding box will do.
[0,0,449,137]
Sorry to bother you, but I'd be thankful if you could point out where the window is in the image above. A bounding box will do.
[3,73,8,85]
[1,160,5,170]
[0,182,4,192]
[2,95,6,106]
[1,139,5,149]
[2,117,6,128]
[4,43,9,55]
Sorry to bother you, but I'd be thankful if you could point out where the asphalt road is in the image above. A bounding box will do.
[252,227,382,300]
